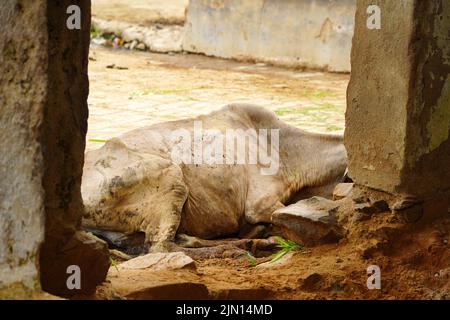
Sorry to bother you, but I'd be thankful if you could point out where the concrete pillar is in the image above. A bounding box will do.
[345,1,450,204]
[0,0,109,298]
[0,0,47,298]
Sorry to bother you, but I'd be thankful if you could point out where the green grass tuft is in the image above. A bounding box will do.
[88,138,107,143]
[246,252,258,267]
[110,256,119,273]
[269,237,303,263]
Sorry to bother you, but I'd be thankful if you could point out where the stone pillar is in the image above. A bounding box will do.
[0,0,109,298]
[345,0,450,209]
[39,0,110,297]
[0,0,47,299]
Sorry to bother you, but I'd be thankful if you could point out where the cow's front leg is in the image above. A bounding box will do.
[140,172,189,253]
[244,176,286,225]
[245,196,285,225]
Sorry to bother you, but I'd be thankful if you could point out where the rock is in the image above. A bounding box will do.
[330,279,346,293]
[372,199,390,212]
[106,266,209,300]
[333,183,354,200]
[256,252,295,268]
[354,199,389,215]
[393,195,422,211]
[122,282,210,300]
[118,252,196,271]
[40,231,111,297]
[300,273,323,291]
[354,202,377,214]
[352,195,370,204]
[393,195,424,223]
[397,205,424,223]
[353,211,371,222]
[136,42,146,51]
[129,40,138,50]
[272,197,343,245]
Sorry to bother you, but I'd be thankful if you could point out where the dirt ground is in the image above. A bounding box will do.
[82,197,450,300]
[87,46,348,150]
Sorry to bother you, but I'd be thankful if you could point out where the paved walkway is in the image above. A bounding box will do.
[87,47,349,151]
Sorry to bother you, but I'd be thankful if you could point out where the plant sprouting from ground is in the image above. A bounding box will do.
[270,237,303,263]
[246,252,258,267]
[89,138,107,143]
[110,256,120,273]
[245,237,303,267]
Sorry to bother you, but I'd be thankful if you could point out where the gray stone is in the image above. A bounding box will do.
[272,197,343,245]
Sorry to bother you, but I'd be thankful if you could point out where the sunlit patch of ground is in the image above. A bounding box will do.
[87,46,349,150]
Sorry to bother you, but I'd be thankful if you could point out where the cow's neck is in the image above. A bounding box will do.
[280,126,347,197]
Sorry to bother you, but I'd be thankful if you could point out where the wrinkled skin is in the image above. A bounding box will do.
[82,104,347,252]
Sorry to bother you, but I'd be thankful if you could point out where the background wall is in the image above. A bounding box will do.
[183,0,356,72]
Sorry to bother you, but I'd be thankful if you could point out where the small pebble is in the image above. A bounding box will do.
[136,43,146,51]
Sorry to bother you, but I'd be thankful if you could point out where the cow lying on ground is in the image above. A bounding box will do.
[81,104,347,252]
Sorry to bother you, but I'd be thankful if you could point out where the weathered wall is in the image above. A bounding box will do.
[0,0,109,298]
[183,0,356,72]
[0,0,47,298]
[345,0,450,200]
